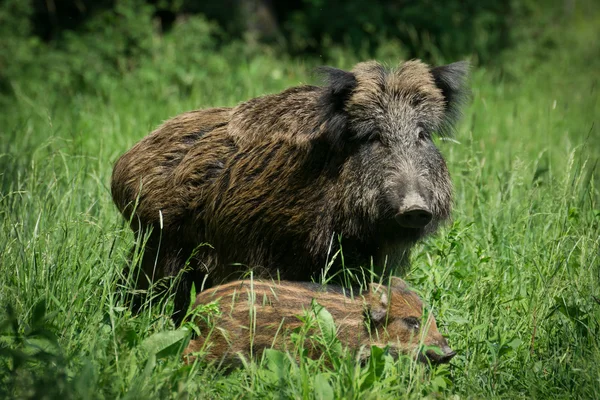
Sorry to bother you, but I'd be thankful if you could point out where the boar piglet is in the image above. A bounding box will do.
[183,277,455,366]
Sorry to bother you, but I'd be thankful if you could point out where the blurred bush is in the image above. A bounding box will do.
[0,0,221,95]
[0,0,590,96]
[280,0,511,62]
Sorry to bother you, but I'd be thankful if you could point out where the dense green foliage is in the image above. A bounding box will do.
[1,0,599,398]
[0,0,533,62]
[0,0,589,96]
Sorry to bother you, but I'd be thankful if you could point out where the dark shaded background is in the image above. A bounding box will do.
[0,0,585,96]
[23,0,510,60]
[27,0,512,61]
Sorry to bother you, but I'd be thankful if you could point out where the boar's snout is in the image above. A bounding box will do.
[389,183,433,228]
[395,206,433,228]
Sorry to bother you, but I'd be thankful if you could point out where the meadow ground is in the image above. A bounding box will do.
[1,7,599,400]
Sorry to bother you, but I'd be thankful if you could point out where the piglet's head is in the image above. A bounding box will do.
[366,276,455,364]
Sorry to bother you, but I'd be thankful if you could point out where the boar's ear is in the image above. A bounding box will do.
[315,66,357,150]
[367,283,389,323]
[430,61,470,135]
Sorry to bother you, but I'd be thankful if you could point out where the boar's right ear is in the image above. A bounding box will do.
[430,61,470,135]
[315,66,357,150]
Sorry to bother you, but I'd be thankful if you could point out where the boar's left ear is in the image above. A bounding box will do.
[315,66,357,150]
[367,283,389,323]
[430,61,470,135]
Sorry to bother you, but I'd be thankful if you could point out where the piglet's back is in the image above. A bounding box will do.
[185,280,365,364]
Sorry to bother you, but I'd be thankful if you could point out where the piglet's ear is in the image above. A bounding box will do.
[430,61,470,135]
[367,283,389,323]
[389,276,408,290]
[315,66,357,150]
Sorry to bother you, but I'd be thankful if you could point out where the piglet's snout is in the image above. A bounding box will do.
[425,342,456,364]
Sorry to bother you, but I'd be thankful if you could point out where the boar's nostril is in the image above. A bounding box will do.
[395,208,433,228]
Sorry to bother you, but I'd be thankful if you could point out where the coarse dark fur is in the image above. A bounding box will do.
[183,277,455,366]
[111,60,469,322]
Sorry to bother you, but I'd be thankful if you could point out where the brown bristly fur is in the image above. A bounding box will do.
[183,277,455,366]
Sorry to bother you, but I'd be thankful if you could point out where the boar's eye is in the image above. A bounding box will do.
[368,129,382,142]
[362,130,383,148]
[403,317,420,331]
[417,127,428,141]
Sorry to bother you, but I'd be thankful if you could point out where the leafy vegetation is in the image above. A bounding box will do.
[0,0,599,398]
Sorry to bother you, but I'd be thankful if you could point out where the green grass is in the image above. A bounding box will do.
[1,7,599,400]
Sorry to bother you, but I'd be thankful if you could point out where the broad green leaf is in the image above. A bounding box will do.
[141,328,189,358]
[314,373,334,400]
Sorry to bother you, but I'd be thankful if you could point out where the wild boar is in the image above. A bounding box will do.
[111,60,469,321]
[184,277,455,365]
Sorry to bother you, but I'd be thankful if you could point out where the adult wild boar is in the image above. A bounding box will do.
[111,60,469,321]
